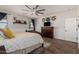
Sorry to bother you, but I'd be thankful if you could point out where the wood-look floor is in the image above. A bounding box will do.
[33,37,79,54]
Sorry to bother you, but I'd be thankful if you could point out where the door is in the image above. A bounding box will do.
[65,18,77,42]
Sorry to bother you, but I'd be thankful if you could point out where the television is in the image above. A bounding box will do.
[0,12,7,21]
[44,22,51,26]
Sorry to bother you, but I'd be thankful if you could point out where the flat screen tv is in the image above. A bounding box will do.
[44,22,51,26]
[0,12,7,21]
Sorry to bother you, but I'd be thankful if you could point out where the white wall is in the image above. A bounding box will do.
[36,8,77,41]
[7,14,30,32]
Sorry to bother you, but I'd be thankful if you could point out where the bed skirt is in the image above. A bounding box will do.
[8,43,43,54]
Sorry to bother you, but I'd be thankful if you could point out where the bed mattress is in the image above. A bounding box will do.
[0,32,43,53]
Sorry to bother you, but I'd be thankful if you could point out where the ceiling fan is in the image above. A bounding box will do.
[23,5,45,16]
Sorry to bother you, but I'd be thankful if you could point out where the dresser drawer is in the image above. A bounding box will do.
[41,27,54,38]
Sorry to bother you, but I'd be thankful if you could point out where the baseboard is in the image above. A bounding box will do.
[54,38,77,43]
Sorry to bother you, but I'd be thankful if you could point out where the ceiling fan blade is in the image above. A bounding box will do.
[33,5,39,9]
[37,9,45,11]
[38,13,44,14]
[25,5,31,10]
[37,11,44,14]
[35,12,39,16]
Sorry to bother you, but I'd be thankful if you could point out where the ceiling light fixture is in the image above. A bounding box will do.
[24,5,46,16]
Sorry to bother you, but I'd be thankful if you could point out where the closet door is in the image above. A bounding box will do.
[77,19,79,48]
[65,18,77,42]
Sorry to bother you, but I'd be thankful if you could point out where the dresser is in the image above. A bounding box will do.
[41,27,54,38]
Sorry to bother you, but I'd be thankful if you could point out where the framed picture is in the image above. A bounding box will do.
[13,17,27,24]
[42,18,45,22]
[51,16,56,21]
[46,17,50,22]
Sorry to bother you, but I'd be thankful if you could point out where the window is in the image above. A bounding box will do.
[29,19,36,31]
[0,16,7,29]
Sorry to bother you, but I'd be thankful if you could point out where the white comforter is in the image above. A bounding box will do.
[0,32,43,53]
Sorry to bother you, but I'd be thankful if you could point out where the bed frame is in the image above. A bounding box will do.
[0,44,44,54]
[28,44,44,54]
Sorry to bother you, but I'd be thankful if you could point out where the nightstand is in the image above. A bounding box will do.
[0,45,6,54]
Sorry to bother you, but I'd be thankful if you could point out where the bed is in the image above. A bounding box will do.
[0,32,43,54]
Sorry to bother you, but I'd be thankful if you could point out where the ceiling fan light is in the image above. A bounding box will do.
[32,12,35,14]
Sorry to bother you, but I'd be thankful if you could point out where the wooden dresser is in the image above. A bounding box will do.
[41,27,54,38]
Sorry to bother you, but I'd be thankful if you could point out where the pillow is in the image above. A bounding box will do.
[0,31,7,39]
[1,27,15,39]
[0,31,3,35]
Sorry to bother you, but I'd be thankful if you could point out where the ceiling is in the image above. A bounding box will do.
[0,5,77,18]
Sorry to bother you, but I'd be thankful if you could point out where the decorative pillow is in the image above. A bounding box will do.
[1,27,15,39]
[0,31,3,35]
[0,31,6,39]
